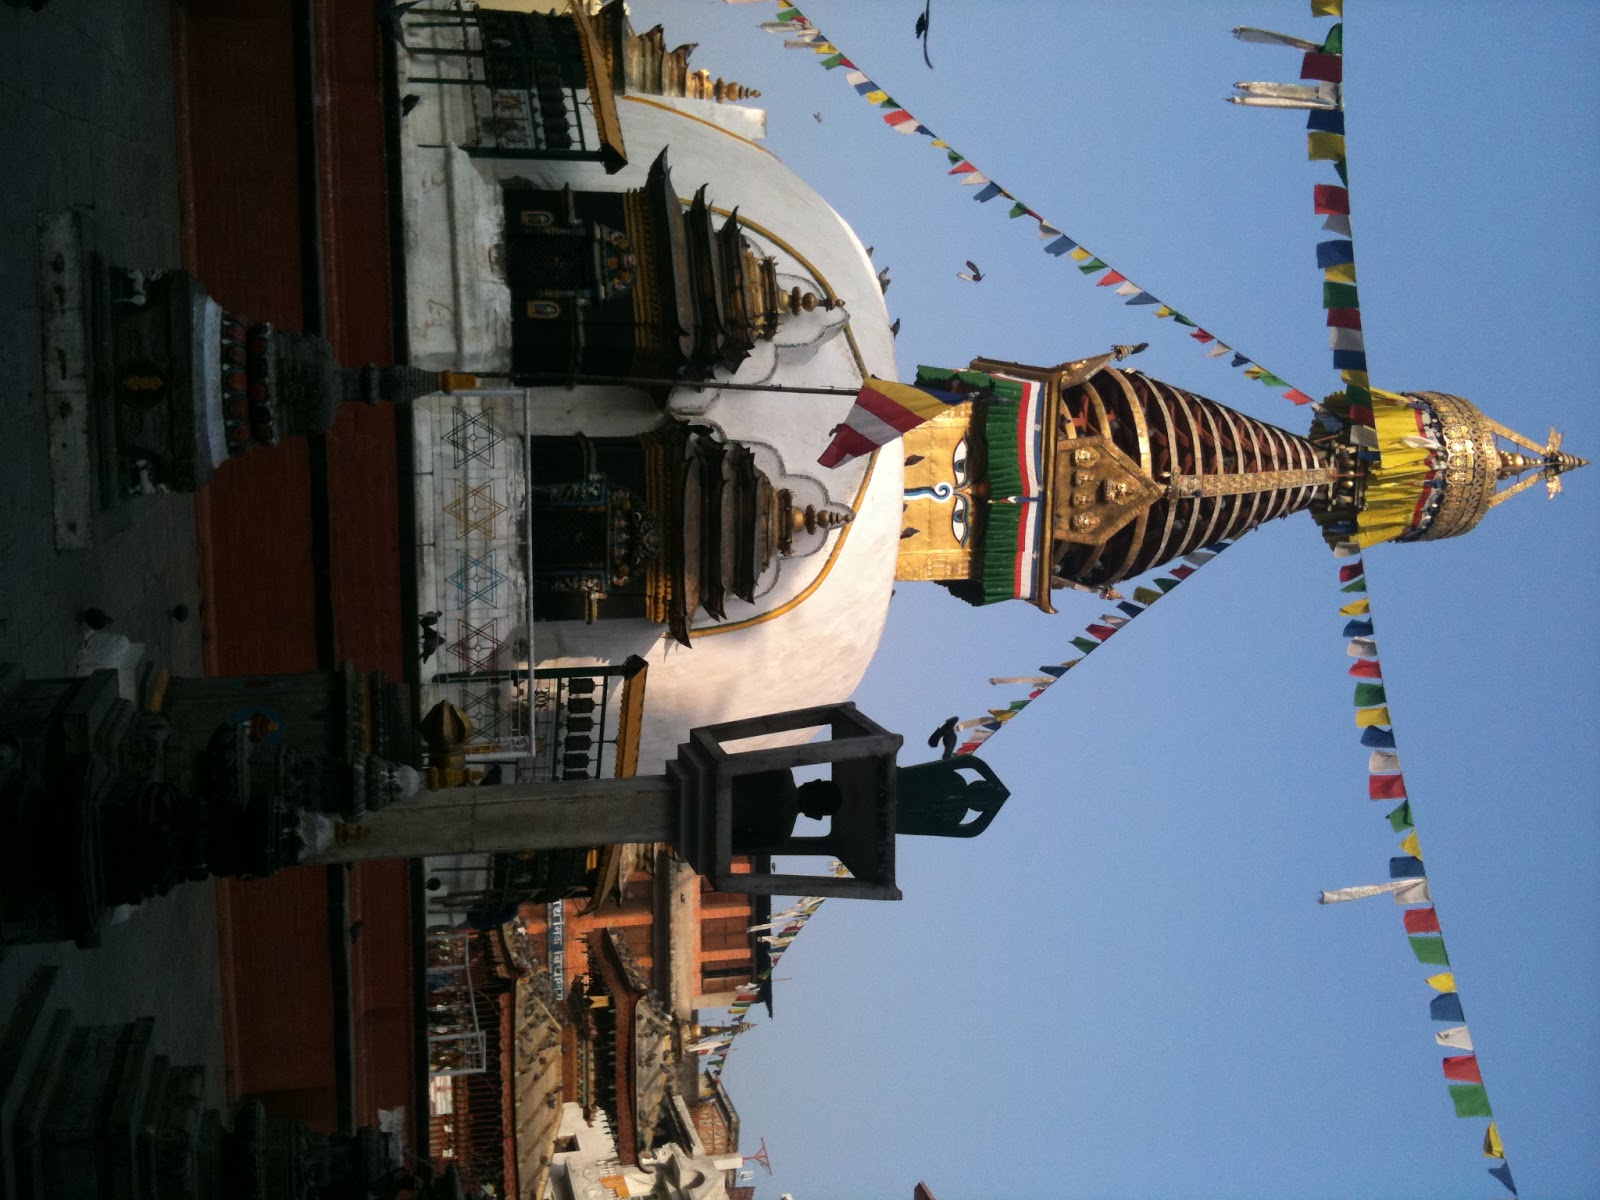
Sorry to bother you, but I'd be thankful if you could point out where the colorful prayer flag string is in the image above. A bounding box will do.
[762,3,1312,407]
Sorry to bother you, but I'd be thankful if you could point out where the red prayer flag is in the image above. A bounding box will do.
[1339,561,1365,582]
[1403,907,1441,934]
[1283,389,1314,405]
[1313,184,1350,215]
[1368,773,1408,800]
[1096,270,1127,288]
[1348,659,1382,678]
[1326,308,1363,330]
[1442,1055,1482,1084]
[1191,330,1215,343]
[1170,565,1196,579]
[948,161,978,176]
[1085,624,1117,641]
[882,110,914,127]
[1348,405,1374,426]
[1300,52,1343,83]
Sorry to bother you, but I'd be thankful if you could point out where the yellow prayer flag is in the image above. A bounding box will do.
[1068,247,1091,263]
[1307,132,1346,161]
[864,90,888,105]
[1399,831,1421,858]
[1339,599,1370,616]
[1355,706,1392,728]
[931,139,948,148]
[1154,306,1176,319]
[1311,0,1343,16]
[1340,369,1370,389]
[1484,1122,1505,1159]
[1426,972,1457,993]
[811,42,838,54]
[1324,263,1358,284]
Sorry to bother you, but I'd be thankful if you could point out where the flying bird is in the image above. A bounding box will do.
[813,112,823,123]
[956,260,985,282]
[927,715,959,759]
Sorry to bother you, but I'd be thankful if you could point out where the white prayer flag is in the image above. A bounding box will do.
[1347,637,1378,658]
[1391,878,1432,904]
[1318,881,1412,904]
[1435,1026,1474,1050]
[1232,27,1320,51]
[1368,749,1401,773]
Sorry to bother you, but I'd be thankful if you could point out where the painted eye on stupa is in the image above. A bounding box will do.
[949,496,970,546]
[951,437,969,486]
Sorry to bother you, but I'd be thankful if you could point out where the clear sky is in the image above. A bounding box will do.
[630,4,1600,1197]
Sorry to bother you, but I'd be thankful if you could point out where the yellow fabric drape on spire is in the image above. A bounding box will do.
[1354,389,1440,549]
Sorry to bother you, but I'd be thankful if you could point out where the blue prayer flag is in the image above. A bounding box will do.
[1488,1164,1516,1196]
[1044,236,1076,257]
[1332,349,1369,373]
[1343,619,1374,637]
[973,183,1002,202]
[1306,108,1345,134]
[1231,353,1250,368]
[1117,601,1143,618]
[1317,239,1355,268]
[1360,726,1397,749]
[1430,992,1465,1022]
[1038,664,1071,678]
[1124,292,1159,305]
[1389,855,1426,879]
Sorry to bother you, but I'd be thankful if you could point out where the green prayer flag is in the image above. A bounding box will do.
[1354,682,1387,706]
[1323,282,1360,309]
[1071,637,1099,654]
[1007,202,1029,219]
[1410,935,1450,966]
[1321,23,1343,54]
[1334,158,1348,186]
[1387,801,1413,832]
[1343,385,1371,409]
[1155,577,1180,593]
[1448,1084,1492,1118]
[1172,314,1197,327]
[1132,586,1162,605]
[878,96,899,109]
[1077,258,1108,274]
[1256,372,1289,387]
[947,149,964,164]
[1341,578,1368,593]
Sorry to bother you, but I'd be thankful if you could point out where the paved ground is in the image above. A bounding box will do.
[0,0,225,1114]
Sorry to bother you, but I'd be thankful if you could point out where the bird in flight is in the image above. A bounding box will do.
[956,260,985,282]
[813,112,823,123]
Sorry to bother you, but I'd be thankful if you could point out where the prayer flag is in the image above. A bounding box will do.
[1392,878,1430,904]
[1348,637,1378,659]
[1068,247,1091,262]
[1096,270,1127,287]
[1086,624,1117,641]
[1338,561,1364,581]
[1321,23,1344,54]
[1327,307,1362,329]
[1438,1026,1474,1051]
[1483,1122,1504,1158]
[1311,0,1343,16]
[1133,586,1163,605]
[1348,658,1381,677]
[1318,881,1412,904]
[1398,830,1421,858]
[1232,353,1251,368]
[1307,108,1346,134]
[1488,1164,1516,1195]
[1405,908,1441,935]
[1284,389,1314,405]
[1367,748,1399,771]
[1332,540,1361,556]
[1116,601,1144,617]
[948,161,978,176]
[1192,329,1215,343]
[1387,801,1413,831]
[1313,184,1350,215]
[818,374,968,468]
[1340,599,1371,616]
[1155,577,1180,592]
[1325,261,1357,284]
[1353,681,1387,706]
[1071,637,1099,654]
[1232,26,1319,50]
[1038,221,1061,238]
[1330,327,1365,352]
[1341,578,1367,595]
[1430,992,1465,1022]
[1118,282,1143,297]
[1443,1056,1482,1084]
[1185,550,1217,566]
[960,172,990,187]
[1044,236,1077,257]
[1389,855,1426,879]
[1206,342,1230,358]
[1409,935,1450,965]
[1360,725,1396,749]
[1324,282,1360,309]
[974,183,1002,202]
[1125,292,1160,306]
[1008,202,1029,219]
[1171,565,1196,579]
[1098,614,1130,628]
[1301,52,1343,83]
[1322,213,1353,237]
[1307,131,1346,160]
[1343,619,1373,638]
[1369,773,1407,800]
[1332,349,1369,373]
[1078,257,1109,274]
[1449,1084,1492,1118]
[1425,971,1456,993]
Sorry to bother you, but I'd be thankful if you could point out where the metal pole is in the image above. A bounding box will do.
[303,775,678,864]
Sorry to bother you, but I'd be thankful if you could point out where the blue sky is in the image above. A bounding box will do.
[628,4,1600,1197]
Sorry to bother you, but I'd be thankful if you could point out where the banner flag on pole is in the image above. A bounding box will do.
[1392,878,1431,904]
[1367,748,1400,772]
[1348,637,1379,659]
[1356,706,1392,728]
[1360,726,1396,748]
[1389,856,1425,879]
[1387,801,1414,832]
[1318,881,1413,904]
[1369,772,1407,800]
[1353,681,1387,706]
[1397,830,1421,858]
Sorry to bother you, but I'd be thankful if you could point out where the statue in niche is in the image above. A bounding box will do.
[894,755,1011,838]
[730,771,844,853]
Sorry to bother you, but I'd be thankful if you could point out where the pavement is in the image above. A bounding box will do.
[0,0,226,1115]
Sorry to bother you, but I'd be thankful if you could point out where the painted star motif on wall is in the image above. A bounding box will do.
[447,552,507,606]
[447,620,502,673]
[444,480,507,539]
[444,408,502,467]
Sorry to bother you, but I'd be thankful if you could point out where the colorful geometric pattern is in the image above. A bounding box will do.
[447,619,503,673]
[444,408,502,467]
[443,480,507,539]
[460,682,512,740]
[447,552,507,606]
